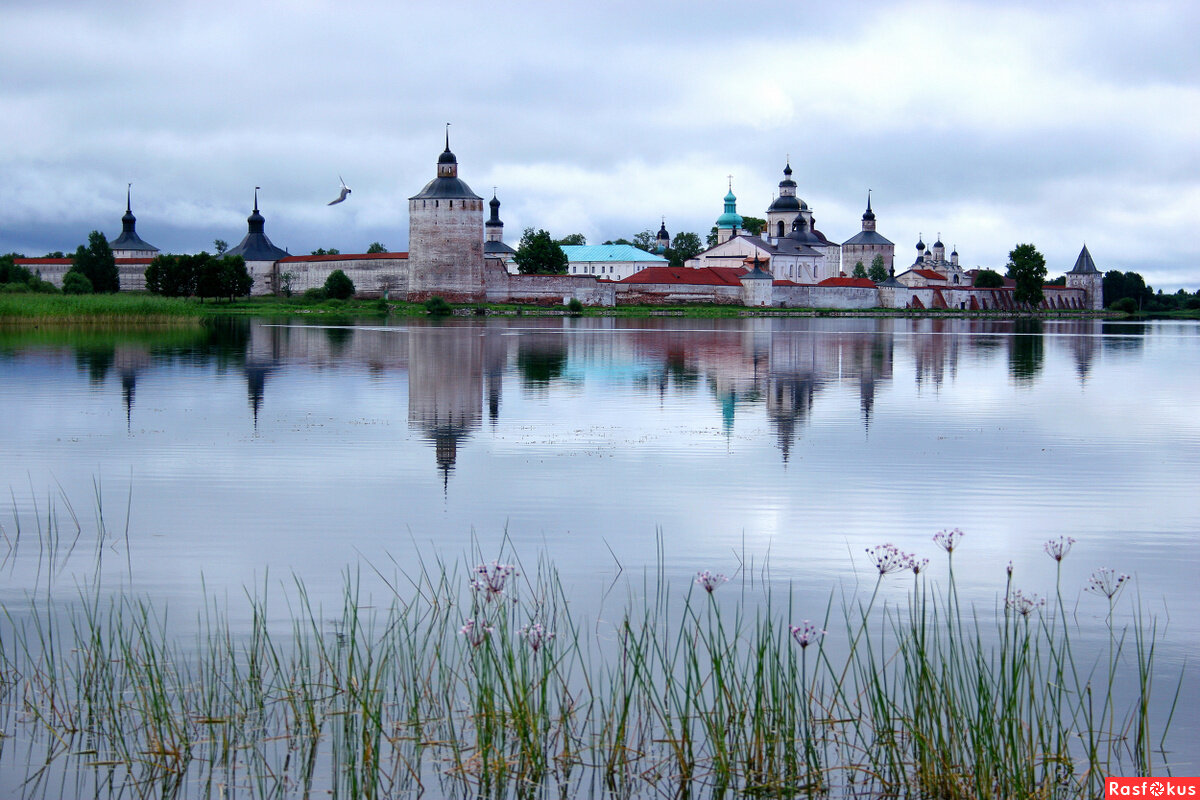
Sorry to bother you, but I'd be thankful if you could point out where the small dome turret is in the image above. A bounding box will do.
[716,182,743,230]
[779,160,796,189]
[108,183,159,255]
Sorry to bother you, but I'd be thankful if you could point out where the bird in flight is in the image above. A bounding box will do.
[328,176,351,205]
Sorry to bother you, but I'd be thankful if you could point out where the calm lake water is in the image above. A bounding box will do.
[1,315,1198,791]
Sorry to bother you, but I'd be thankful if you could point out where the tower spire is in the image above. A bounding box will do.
[126,183,132,214]
[445,122,451,152]
[254,186,260,213]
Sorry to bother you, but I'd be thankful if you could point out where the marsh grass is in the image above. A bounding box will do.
[0,506,1180,800]
[0,292,206,323]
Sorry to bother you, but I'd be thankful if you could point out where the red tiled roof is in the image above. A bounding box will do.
[622,266,748,286]
[14,257,154,265]
[818,276,876,288]
[279,252,407,263]
[913,269,947,281]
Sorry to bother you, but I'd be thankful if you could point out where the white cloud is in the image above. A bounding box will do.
[1,0,1197,287]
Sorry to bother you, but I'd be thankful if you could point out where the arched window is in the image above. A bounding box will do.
[777,221,784,237]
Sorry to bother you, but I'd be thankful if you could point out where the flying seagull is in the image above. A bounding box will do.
[328,176,351,205]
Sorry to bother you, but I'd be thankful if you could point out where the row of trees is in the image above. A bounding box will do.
[850,255,891,283]
[144,252,253,301]
[67,231,121,293]
[3,233,119,295]
[513,226,711,275]
[1104,270,1200,312]
[1,254,59,292]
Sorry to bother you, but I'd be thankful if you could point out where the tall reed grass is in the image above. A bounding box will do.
[0,510,1179,800]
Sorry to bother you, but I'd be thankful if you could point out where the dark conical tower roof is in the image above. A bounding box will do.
[225,187,289,262]
[108,184,159,253]
[438,126,457,165]
[1068,244,1099,274]
[862,191,875,222]
[486,192,502,227]
[411,128,482,201]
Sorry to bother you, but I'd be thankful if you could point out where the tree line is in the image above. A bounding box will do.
[513,227,709,275]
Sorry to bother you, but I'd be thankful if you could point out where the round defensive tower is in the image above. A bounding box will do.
[407,130,485,300]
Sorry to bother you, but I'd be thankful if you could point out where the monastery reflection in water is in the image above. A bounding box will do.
[54,317,1121,481]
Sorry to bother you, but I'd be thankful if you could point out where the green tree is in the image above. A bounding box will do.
[219,255,253,299]
[366,242,387,254]
[43,251,66,259]
[62,271,93,294]
[71,230,119,292]
[852,261,868,279]
[666,231,703,267]
[1,254,34,286]
[631,230,656,252]
[310,247,341,256]
[741,216,766,236]
[213,239,229,255]
[323,268,355,299]
[554,233,587,246]
[424,295,452,316]
[145,254,196,297]
[868,254,888,283]
[603,238,634,246]
[974,268,1004,288]
[1005,243,1047,307]
[193,252,224,301]
[514,228,568,275]
[1103,270,1151,309]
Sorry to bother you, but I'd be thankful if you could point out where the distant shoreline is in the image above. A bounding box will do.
[1,291,1189,324]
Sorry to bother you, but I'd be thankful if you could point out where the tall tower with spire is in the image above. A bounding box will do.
[1065,244,1103,310]
[765,161,802,241]
[840,192,894,277]
[225,187,289,295]
[655,218,671,254]
[483,192,516,269]
[408,127,485,300]
[715,179,743,245]
[109,185,159,258]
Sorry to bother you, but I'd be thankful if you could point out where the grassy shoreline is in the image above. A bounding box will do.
[0,515,1179,799]
[1,290,1176,323]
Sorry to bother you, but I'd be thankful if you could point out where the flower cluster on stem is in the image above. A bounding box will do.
[695,570,729,594]
[1006,589,1045,618]
[933,528,964,554]
[1085,567,1130,600]
[459,618,494,648]
[1043,536,1076,562]
[518,622,554,653]
[865,544,920,576]
[470,561,518,601]
[789,621,825,649]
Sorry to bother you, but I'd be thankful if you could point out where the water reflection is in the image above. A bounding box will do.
[408,326,484,487]
[0,316,1132,474]
[1009,318,1045,384]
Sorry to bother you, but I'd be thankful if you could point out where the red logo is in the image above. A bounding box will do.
[1106,778,1200,798]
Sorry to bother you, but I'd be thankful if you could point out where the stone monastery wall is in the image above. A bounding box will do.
[277,255,410,298]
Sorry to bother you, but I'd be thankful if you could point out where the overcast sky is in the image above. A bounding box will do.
[2,0,1197,289]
